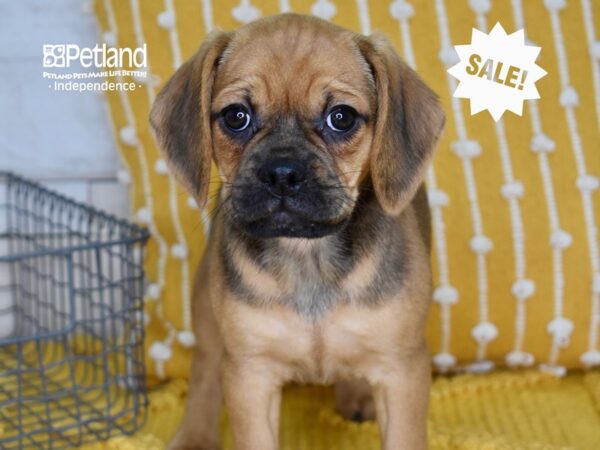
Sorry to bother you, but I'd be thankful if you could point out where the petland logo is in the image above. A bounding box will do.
[42,43,148,92]
[43,44,147,68]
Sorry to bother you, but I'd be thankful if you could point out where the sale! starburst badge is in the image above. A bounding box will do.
[447,22,547,121]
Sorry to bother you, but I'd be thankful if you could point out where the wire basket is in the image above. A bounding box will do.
[0,172,149,449]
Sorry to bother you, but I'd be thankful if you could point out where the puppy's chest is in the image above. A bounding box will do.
[223,236,414,381]
[278,258,342,316]
[225,298,402,383]
[244,242,377,316]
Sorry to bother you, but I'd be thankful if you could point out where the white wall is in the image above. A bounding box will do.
[0,0,129,219]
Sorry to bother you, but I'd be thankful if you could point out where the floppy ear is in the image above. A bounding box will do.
[150,31,231,206]
[357,35,445,216]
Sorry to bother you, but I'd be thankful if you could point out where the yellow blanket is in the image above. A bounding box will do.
[81,372,600,449]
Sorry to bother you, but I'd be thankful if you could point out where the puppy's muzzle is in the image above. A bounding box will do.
[257,158,307,198]
[231,145,352,239]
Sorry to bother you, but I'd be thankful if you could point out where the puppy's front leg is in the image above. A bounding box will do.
[372,350,431,450]
[168,346,223,450]
[168,277,224,450]
[222,358,281,450]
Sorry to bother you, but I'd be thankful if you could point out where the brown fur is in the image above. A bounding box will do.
[150,13,444,450]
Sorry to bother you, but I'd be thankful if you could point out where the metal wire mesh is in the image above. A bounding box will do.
[0,172,149,449]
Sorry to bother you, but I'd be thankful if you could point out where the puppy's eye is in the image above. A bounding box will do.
[326,106,357,132]
[222,105,251,132]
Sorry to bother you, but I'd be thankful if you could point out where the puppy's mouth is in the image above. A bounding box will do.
[229,152,354,239]
[234,199,349,239]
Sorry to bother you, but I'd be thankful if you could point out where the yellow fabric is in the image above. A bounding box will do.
[93,1,600,377]
[7,344,600,448]
[78,371,600,450]
[0,341,143,447]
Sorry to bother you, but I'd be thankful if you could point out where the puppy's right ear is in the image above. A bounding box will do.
[150,31,230,206]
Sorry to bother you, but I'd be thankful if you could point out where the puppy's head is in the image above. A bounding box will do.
[150,14,444,239]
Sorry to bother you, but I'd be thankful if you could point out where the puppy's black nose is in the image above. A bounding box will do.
[257,158,307,197]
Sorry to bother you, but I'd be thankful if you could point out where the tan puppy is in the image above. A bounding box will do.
[150,13,444,450]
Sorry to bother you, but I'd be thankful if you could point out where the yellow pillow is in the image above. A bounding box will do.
[94,0,600,381]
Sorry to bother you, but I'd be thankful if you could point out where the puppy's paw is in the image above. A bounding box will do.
[334,379,376,422]
[168,447,219,450]
[167,431,220,450]
[167,443,220,450]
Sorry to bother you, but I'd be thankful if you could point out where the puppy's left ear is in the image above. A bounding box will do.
[357,35,445,216]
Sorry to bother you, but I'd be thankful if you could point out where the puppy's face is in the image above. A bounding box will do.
[211,20,375,238]
[150,14,444,239]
